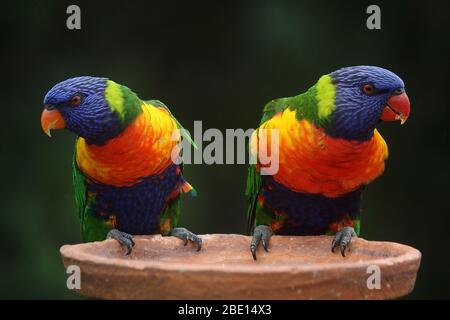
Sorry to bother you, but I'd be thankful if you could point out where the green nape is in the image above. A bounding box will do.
[104,80,142,127]
[260,74,336,128]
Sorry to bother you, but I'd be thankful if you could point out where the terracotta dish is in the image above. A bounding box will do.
[60,234,421,299]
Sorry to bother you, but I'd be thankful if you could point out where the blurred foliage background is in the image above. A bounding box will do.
[1,0,449,299]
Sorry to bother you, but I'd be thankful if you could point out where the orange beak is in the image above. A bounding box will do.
[41,108,66,137]
[380,93,410,125]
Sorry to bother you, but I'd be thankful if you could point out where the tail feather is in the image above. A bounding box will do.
[181,181,197,197]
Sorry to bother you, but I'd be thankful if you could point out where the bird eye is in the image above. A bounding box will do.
[394,87,404,95]
[362,84,375,95]
[71,95,82,106]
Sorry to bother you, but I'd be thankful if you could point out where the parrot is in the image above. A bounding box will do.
[41,76,201,254]
[246,66,410,260]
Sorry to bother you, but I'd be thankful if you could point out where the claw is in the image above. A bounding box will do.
[250,225,272,260]
[250,236,259,260]
[125,245,132,256]
[331,226,356,258]
[262,239,269,252]
[170,227,202,251]
[194,237,202,251]
[251,245,257,260]
[331,237,339,253]
[340,245,346,257]
[107,229,135,255]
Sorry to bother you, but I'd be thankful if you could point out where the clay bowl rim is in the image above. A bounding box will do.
[60,234,421,274]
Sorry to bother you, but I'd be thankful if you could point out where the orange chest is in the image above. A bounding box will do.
[76,104,180,186]
[254,109,389,197]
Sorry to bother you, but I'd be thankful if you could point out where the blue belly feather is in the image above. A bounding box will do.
[87,164,181,235]
[261,177,362,235]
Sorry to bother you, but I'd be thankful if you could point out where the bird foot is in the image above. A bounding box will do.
[107,229,135,255]
[170,227,202,251]
[250,225,273,260]
[331,226,357,257]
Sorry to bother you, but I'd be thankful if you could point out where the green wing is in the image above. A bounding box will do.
[72,141,112,242]
[245,98,291,234]
[146,99,197,149]
[245,164,262,234]
[72,143,87,225]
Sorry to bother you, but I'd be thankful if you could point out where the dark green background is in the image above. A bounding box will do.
[1,0,449,299]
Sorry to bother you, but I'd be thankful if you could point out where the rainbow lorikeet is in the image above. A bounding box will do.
[246,66,410,260]
[41,77,201,254]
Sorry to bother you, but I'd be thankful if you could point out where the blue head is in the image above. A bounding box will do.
[326,66,410,141]
[41,76,141,145]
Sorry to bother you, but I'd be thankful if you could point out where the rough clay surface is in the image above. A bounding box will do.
[60,234,421,300]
